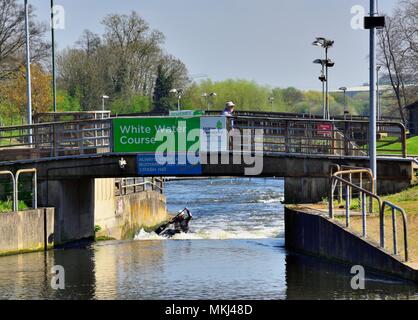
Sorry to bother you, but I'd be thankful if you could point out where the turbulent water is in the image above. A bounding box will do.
[0,178,416,300]
[135,178,285,241]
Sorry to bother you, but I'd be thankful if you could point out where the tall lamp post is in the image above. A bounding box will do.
[314,59,326,118]
[339,87,348,117]
[101,95,109,111]
[376,65,382,121]
[313,37,334,120]
[51,0,57,113]
[170,89,184,111]
[364,0,385,189]
[24,0,32,128]
[202,92,217,111]
[313,58,334,119]
[268,97,275,112]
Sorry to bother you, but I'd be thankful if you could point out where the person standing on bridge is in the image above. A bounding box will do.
[223,101,235,117]
[223,101,236,128]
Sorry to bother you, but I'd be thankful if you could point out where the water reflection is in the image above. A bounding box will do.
[0,239,416,300]
[285,253,418,300]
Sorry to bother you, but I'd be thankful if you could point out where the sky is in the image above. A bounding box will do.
[30,0,397,91]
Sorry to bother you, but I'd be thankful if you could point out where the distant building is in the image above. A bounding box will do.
[406,101,418,135]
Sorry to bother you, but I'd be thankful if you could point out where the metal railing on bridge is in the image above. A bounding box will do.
[230,116,407,157]
[0,115,408,163]
[0,119,111,162]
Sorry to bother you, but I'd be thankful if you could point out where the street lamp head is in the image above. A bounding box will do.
[102,95,109,99]
[313,59,327,65]
[326,60,335,67]
[313,37,334,48]
[319,74,326,82]
[339,87,347,92]
[209,92,217,97]
[170,89,178,94]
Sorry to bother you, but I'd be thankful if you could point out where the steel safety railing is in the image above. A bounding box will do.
[0,169,37,212]
[33,111,111,124]
[0,119,112,162]
[0,116,408,163]
[329,169,409,262]
[382,201,409,261]
[115,177,164,196]
[228,116,407,157]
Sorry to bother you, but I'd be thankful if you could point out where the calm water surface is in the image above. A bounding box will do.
[0,178,416,300]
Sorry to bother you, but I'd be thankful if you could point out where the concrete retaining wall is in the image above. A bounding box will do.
[285,206,418,283]
[94,179,168,240]
[0,208,54,256]
[38,179,95,245]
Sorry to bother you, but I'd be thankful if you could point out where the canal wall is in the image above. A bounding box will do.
[38,178,168,244]
[94,179,169,240]
[285,206,418,283]
[283,158,416,204]
[0,208,54,256]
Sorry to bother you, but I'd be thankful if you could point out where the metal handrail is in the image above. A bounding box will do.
[329,171,409,262]
[330,174,381,240]
[0,171,17,212]
[382,201,409,262]
[15,169,37,210]
[115,177,164,196]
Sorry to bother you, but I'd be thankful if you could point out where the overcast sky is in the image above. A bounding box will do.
[30,0,397,90]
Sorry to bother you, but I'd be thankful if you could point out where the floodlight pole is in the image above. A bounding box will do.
[24,0,32,127]
[51,0,57,113]
[369,0,378,185]
[325,47,330,120]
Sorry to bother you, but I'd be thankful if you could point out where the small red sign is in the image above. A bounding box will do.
[316,123,333,136]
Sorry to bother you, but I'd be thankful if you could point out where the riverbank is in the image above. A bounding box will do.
[291,185,418,280]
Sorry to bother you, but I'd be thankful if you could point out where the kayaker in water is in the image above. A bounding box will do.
[173,208,193,233]
[155,208,193,237]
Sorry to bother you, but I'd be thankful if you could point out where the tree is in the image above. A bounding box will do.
[0,64,52,120]
[57,11,189,113]
[152,65,174,112]
[378,0,418,123]
[0,0,49,80]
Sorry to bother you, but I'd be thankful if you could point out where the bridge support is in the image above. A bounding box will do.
[38,178,95,245]
[284,177,329,204]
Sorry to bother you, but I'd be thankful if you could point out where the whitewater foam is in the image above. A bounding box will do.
[134,226,281,241]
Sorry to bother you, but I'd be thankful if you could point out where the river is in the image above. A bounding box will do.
[0,178,416,300]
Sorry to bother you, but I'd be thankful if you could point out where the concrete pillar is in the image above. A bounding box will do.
[38,178,95,245]
[284,177,329,204]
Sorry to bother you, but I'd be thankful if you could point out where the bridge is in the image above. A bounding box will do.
[0,111,416,244]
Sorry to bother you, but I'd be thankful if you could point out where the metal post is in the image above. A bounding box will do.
[345,183,350,227]
[392,207,397,255]
[376,66,381,121]
[24,0,33,144]
[362,192,367,237]
[325,47,330,120]
[51,0,57,113]
[369,0,378,188]
[322,65,326,119]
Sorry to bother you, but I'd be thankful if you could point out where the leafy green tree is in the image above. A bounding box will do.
[152,65,174,112]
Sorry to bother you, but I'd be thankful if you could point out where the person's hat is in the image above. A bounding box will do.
[226,101,236,108]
